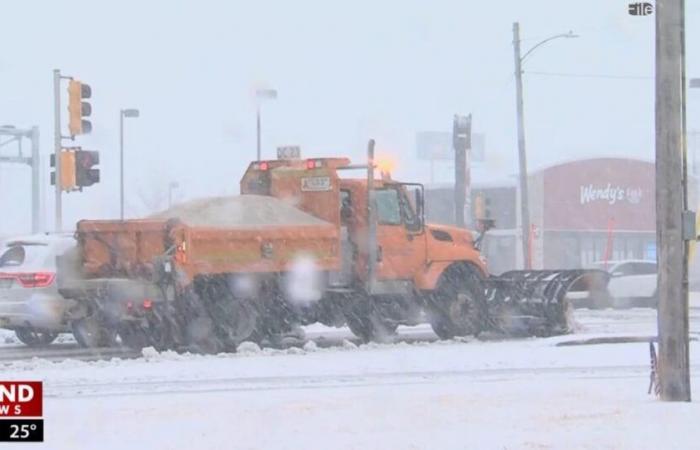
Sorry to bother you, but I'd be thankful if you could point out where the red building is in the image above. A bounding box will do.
[426,157,693,275]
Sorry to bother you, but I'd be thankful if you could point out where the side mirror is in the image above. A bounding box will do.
[477,218,496,232]
[474,219,495,251]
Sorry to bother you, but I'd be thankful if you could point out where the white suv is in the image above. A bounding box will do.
[0,234,76,346]
[592,260,658,308]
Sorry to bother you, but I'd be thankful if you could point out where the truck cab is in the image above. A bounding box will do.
[237,154,490,341]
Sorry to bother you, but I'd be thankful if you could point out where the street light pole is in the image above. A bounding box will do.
[255,88,277,161]
[513,23,530,269]
[119,108,140,220]
[512,22,578,269]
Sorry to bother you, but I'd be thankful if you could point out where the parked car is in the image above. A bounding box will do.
[0,234,77,346]
[592,260,657,308]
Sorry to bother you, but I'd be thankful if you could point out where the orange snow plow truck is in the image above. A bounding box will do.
[58,140,608,351]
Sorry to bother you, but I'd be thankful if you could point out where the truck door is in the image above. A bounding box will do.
[375,185,426,282]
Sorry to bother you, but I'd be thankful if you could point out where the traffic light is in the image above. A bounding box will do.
[75,150,100,187]
[67,80,92,136]
[50,151,77,191]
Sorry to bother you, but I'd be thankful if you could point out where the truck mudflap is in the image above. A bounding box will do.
[483,269,611,336]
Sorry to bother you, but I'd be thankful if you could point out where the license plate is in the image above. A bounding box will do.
[301,176,331,192]
[0,278,13,289]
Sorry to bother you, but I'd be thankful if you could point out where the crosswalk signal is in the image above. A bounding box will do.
[68,80,92,136]
[75,150,100,187]
[50,151,77,191]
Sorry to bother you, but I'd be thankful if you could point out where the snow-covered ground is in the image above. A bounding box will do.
[1,305,699,449]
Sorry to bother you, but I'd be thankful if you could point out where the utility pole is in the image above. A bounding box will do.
[513,22,531,269]
[53,69,63,231]
[656,0,691,401]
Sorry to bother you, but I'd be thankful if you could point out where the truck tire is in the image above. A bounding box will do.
[428,264,486,340]
[343,294,398,343]
[72,316,116,348]
[15,328,58,347]
[346,313,398,343]
[117,323,150,351]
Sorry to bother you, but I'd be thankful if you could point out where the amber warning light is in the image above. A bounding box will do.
[0,381,44,442]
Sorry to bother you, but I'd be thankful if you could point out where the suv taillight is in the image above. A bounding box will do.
[16,272,55,288]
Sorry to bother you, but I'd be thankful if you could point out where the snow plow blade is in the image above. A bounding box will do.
[483,269,611,337]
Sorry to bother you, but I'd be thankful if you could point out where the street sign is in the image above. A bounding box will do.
[277,146,301,160]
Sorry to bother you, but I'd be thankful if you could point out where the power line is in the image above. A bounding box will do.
[525,70,653,80]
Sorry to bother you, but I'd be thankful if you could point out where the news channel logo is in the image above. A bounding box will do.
[628,2,653,16]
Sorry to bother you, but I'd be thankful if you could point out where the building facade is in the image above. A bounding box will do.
[425,157,687,275]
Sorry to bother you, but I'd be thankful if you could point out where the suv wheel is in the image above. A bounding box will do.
[15,328,58,347]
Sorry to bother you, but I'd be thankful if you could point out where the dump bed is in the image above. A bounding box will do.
[76,195,340,281]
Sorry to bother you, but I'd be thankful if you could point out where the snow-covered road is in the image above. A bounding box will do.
[2,307,700,449]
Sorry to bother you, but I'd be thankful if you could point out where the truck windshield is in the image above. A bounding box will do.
[375,189,401,225]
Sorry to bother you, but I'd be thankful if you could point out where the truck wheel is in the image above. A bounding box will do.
[15,328,58,347]
[346,313,397,343]
[429,264,486,340]
[117,323,150,351]
[72,316,116,348]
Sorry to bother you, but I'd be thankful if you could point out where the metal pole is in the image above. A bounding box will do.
[366,139,377,295]
[455,139,466,227]
[656,0,691,401]
[256,105,261,161]
[120,111,124,220]
[30,126,41,233]
[513,22,531,270]
[53,69,62,232]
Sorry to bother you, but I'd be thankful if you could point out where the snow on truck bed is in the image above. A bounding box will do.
[150,195,330,227]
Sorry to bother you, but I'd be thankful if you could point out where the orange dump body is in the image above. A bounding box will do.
[77,158,348,283]
[170,224,338,281]
[77,219,339,282]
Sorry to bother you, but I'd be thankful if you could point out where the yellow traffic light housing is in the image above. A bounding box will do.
[50,150,77,191]
[474,192,486,220]
[67,80,92,136]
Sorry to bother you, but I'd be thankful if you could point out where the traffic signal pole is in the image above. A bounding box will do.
[53,69,63,231]
[655,0,691,402]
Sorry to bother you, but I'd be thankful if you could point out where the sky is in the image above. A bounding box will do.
[0,0,699,234]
